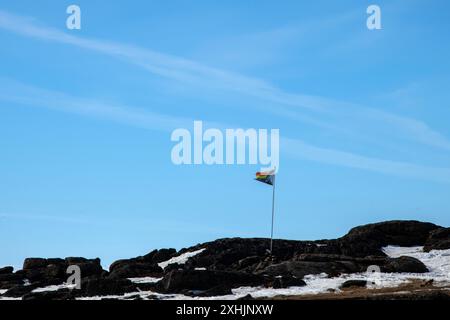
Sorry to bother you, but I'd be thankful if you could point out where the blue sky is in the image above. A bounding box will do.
[1,0,449,269]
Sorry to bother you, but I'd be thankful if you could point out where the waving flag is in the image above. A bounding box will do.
[255,168,277,254]
[255,169,275,186]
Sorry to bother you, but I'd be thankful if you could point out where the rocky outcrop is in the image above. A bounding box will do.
[155,269,270,293]
[424,228,450,252]
[0,220,445,300]
[0,266,14,274]
[340,280,367,289]
[107,248,174,279]
[338,220,440,257]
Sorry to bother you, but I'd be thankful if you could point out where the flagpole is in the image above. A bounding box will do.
[270,174,276,255]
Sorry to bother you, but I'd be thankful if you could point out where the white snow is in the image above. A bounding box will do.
[32,283,76,293]
[0,289,7,295]
[0,296,22,301]
[128,277,162,284]
[158,248,206,270]
[382,245,450,285]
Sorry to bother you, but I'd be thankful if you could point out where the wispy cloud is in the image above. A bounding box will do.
[282,138,450,183]
[1,77,449,184]
[1,10,450,184]
[1,9,449,152]
[0,78,193,132]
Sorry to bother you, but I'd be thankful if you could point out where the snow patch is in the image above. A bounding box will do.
[32,283,76,293]
[128,277,162,284]
[158,248,205,270]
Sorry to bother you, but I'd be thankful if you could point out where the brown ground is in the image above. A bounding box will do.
[269,280,450,300]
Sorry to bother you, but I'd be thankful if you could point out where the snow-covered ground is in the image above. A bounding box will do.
[2,246,449,300]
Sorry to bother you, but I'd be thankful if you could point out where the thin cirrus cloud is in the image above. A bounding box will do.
[282,138,450,184]
[1,78,450,184]
[1,9,450,152]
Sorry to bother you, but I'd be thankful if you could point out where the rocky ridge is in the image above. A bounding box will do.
[0,220,449,300]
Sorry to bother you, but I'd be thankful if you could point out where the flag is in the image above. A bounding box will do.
[255,169,275,186]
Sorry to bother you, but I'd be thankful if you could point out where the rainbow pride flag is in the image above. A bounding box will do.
[255,169,275,186]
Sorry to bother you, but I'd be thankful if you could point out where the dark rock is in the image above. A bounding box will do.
[22,269,45,282]
[108,263,163,279]
[424,228,450,252]
[339,220,440,257]
[383,256,428,273]
[142,248,177,263]
[46,258,65,265]
[1,220,446,299]
[271,276,306,289]
[74,260,104,277]
[4,284,39,297]
[237,294,255,300]
[340,280,367,289]
[184,238,339,272]
[23,258,48,270]
[188,285,233,297]
[0,273,24,282]
[65,257,88,264]
[109,249,176,277]
[78,277,137,297]
[156,270,267,293]
[22,289,74,300]
[0,279,25,290]
[44,264,66,278]
[109,259,129,272]
[0,266,14,274]
[20,257,105,285]
[260,260,360,279]
[164,263,183,273]
[237,256,263,269]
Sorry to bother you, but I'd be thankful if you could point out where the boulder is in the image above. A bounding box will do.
[339,220,440,257]
[186,285,233,297]
[74,260,104,277]
[142,248,177,263]
[78,277,137,297]
[383,256,428,273]
[340,280,367,289]
[271,276,306,289]
[108,262,163,279]
[156,270,267,293]
[0,266,14,274]
[22,289,74,300]
[0,273,24,282]
[424,228,450,252]
[184,238,340,272]
[23,258,48,270]
[109,249,176,275]
[259,260,360,279]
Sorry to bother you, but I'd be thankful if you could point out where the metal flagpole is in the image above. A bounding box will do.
[270,174,276,255]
